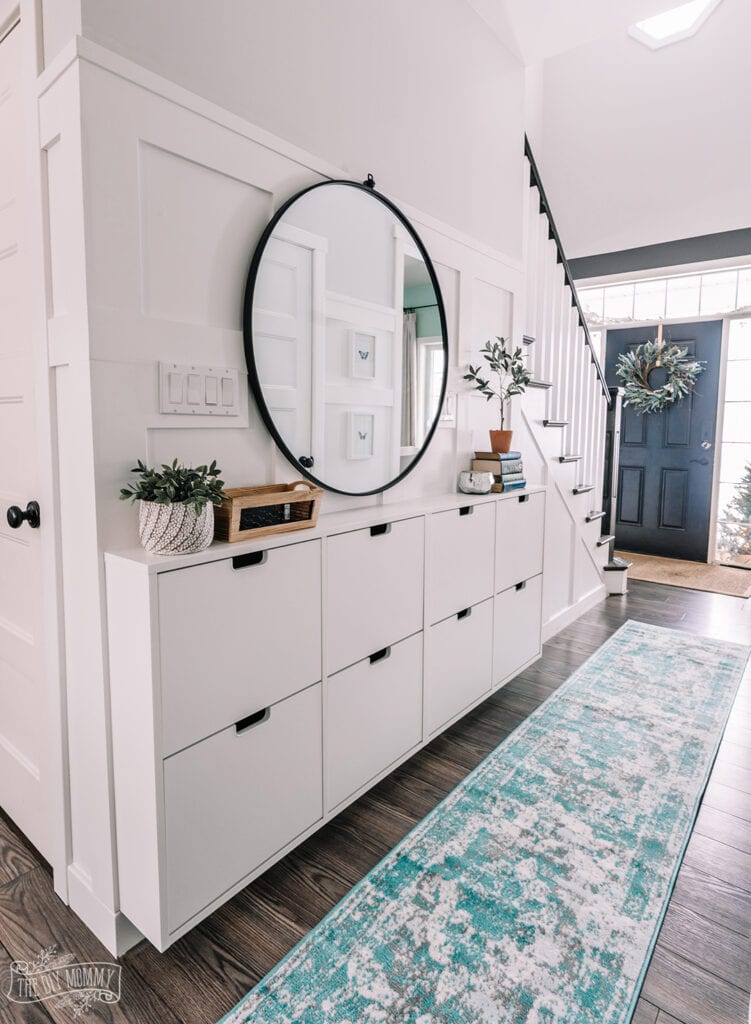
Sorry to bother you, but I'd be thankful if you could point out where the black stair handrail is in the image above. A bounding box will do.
[524,136,610,405]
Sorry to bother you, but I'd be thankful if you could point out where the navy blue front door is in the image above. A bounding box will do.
[605,321,722,561]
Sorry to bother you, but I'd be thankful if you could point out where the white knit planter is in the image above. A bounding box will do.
[138,500,214,555]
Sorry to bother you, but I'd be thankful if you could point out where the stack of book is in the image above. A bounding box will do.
[471,450,526,493]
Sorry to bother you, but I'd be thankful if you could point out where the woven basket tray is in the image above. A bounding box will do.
[214,480,323,543]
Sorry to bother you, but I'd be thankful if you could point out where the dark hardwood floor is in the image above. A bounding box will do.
[1,580,750,1024]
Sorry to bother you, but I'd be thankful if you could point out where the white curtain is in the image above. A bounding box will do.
[401,312,417,447]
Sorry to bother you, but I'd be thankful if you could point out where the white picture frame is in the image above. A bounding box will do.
[347,411,375,460]
[349,330,376,380]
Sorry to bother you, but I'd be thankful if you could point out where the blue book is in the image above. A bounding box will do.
[502,479,527,491]
[474,450,522,461]
[500,461,523,475]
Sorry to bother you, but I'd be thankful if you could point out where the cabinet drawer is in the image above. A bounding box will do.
[495,491,544,594]
[326,517,423,675]
[493,574,542,685]
[164,683,322,932]
[427,503,495,625]
[158,540,322,756]
[424,598,493,736]
[327,633,422,811]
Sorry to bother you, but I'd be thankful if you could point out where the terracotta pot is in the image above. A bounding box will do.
[489,429,513,454]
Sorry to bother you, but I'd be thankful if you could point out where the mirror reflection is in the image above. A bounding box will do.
[247,182,447,495]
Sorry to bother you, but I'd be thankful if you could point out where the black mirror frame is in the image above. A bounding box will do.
[242,179,449,497]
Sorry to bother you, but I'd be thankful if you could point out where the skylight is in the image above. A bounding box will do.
[628,0,723,49]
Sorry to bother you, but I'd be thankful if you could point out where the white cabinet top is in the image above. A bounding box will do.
[105,486,546,575]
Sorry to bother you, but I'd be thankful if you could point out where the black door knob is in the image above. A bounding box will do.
[299,456,314,469]
[7,501,41,530]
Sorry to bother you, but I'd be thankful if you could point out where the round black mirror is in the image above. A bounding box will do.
[243,180,448,496]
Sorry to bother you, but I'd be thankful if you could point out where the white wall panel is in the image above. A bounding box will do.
[139,144,269,330]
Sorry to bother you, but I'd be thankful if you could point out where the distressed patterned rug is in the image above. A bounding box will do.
[220,621,749,1024]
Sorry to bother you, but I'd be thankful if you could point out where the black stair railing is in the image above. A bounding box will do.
[524,136,610,405]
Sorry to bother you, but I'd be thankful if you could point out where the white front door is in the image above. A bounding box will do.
[0,21,49,857]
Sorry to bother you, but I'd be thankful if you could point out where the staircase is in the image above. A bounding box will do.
[519,138,618,611]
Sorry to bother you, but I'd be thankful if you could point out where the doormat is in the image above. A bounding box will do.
[619,551,751,598]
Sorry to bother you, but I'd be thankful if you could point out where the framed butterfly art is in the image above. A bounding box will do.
[349,331,376,380]
[347,412,375,460]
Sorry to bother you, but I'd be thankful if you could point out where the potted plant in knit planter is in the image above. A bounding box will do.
[464,337,530,453]
[120,459,226,555]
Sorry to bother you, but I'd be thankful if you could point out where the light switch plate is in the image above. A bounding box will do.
[159,363,241,417]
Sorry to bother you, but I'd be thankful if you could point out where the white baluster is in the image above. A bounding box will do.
[525,183,541,377]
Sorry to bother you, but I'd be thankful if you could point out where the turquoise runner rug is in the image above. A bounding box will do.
[221,620,749,1024]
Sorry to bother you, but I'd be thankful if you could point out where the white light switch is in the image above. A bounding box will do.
[186,374,202,405]
[168,372,183,404]
[159,363,241,417]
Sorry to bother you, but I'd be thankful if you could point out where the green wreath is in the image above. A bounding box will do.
[616,340,704,414]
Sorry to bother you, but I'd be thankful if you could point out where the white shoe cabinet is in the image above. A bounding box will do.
[105,486,545,950]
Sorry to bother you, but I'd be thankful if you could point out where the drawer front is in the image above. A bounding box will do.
[424,598,493,736]
[496,491,545,594]
[165,683,322,932]
[427,503,495,625]
[327,633,422,811]
[326,517,424,675]
[159,540,322,756]
[493,574,543,686]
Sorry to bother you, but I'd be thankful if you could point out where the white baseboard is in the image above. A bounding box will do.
[67,864,143,957]
[542,583,607,643]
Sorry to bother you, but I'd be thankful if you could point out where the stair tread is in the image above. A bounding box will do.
[573,484,594,494]
[558,454,582,462]
[523,335,535,345]
[543,420,568,427]
[597,534,616,547]
[529,378,554,389]
[585,510,606,522]
[604,556,632,571]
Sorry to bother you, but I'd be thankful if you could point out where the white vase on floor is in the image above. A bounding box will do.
[138,500,214,555]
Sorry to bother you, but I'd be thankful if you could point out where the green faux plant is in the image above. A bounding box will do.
[119,459,226,515]
[463,337,531,429]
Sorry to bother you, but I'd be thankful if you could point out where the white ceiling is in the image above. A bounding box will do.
[466,0,689,63]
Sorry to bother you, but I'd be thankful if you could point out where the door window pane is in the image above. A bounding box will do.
[719,443,751,484]
[738,270,751,310]
[579,288,604,322]
[633,279,667,321]
[716,318,751,566]
[603,285,634,321]
[665,275,700,319]
[700,271,738,315]
[724,361,751,402]
[721,402,751,443]
[728,318,751,360]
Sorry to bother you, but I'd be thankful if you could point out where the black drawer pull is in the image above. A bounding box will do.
[369,646,391,664]
[370,523,392,537]
[515,580,527,591]
[457,607,472,620]
[235,707,271,734]
[459,505,474,516]
[518,494,530,503]
[232,550,267,570]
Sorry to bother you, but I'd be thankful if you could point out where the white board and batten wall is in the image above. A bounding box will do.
[31,20,604,952]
